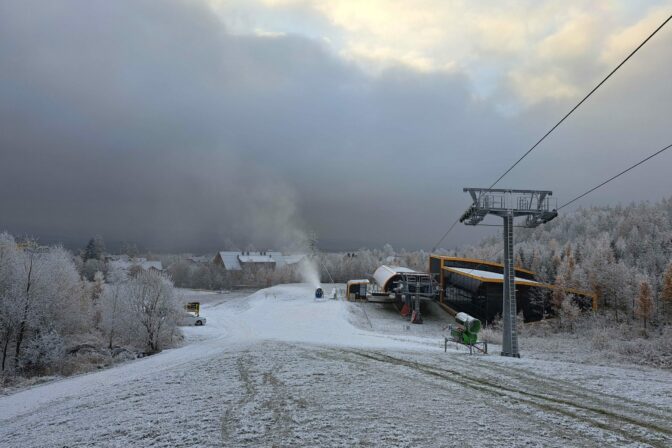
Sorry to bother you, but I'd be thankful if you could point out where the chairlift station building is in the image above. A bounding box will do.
[429,255,595,322]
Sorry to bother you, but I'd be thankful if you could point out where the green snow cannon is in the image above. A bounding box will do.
[451,312,482,345]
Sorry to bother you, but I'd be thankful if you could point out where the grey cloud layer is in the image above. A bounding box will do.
[1,0,671,251]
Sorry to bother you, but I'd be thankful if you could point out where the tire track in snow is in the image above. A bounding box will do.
[306,347,607,447]
[344,350,672,448]
[220,352,258,444]
[466,357,672,422]
[219,349,308,447]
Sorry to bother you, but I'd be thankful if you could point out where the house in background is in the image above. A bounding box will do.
[185,255,211,265]
[213,251,307,271]
[108,257,164,278]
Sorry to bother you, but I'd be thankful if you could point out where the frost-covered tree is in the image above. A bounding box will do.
[91,271,105,301]
[635,281,654,332]
[0,236,87,372]
[12,243,43,368]
[81,258,106,281]
[99,268,129,349]
[558,296,581,332]
[120,241,139,258]
[0,232,20,371]
[455,199,672,325]
[82,235,105,261]
[167,260,193,288]
[124,270,181,353]
[20,329,65,372]
[551,278,566,312]
[661,262,672,323]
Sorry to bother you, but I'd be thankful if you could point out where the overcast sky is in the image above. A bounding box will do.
[1,0,672,252]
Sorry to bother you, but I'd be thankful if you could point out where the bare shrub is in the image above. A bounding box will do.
[19,330,65,373]
[558,297,581,331]
[590,327,613,351]
[479,327,502,345]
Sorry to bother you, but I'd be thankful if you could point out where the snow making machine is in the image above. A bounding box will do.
[446,312,487,354]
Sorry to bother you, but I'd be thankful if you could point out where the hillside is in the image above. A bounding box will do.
[454,198,672,320]
[3,286,672,447]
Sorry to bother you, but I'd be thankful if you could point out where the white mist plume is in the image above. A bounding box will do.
[298,257,321,289]
[244,184,324,289]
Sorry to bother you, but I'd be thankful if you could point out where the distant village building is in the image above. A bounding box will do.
[185,255,211,265]
[108,257,164,278]
[213,251,306,271]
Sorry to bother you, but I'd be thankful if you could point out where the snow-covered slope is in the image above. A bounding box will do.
[0,285,433,421]
[2,284,672,447]
[219,284,440,348]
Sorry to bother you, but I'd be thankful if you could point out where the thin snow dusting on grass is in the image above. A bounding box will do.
[2,284,672,447]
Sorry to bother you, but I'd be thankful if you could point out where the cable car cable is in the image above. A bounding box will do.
[557,142,672,210]
[430,14,672,252]
[484,13,672,192]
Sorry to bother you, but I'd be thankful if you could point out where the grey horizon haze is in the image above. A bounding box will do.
[1,0,672,252]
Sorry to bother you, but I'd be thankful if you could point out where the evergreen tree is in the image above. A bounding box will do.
[83,235,105,261]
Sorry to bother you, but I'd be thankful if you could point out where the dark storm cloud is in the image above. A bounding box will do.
[1,0,671,252]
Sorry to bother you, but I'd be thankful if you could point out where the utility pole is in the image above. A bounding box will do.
[459,188,558,357]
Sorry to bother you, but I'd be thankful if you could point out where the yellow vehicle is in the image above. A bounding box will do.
[180,302,206,326]
[185,302,200,316]
[346,279,369,301]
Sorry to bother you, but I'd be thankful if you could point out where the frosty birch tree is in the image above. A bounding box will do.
[90,271,105,328]
[13,244,39,368]
[0,233,20,371]
[125,270,181,353]
[100,269,128,349]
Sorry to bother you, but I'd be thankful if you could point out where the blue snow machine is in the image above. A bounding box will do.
[315,287,324,299]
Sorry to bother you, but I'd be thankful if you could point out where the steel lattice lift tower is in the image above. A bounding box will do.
[459,188,558,357]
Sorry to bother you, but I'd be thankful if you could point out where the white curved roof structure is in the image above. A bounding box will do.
[373,265,418,292]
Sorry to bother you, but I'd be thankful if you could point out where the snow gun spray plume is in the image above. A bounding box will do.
[299,257,321,289]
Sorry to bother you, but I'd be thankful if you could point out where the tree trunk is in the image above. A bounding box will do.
[14,319,26,368]
[1,336,10,371]
[15,255,34,368]
[147,328,156,353]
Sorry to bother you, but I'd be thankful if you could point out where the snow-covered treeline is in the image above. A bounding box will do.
[452,199,672,325]
[456,199,672,368]
[316,245,428,283]
[162,245,428,290]
[165,258,307,289]
[158,198,672,329]
[0,233,182,384]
